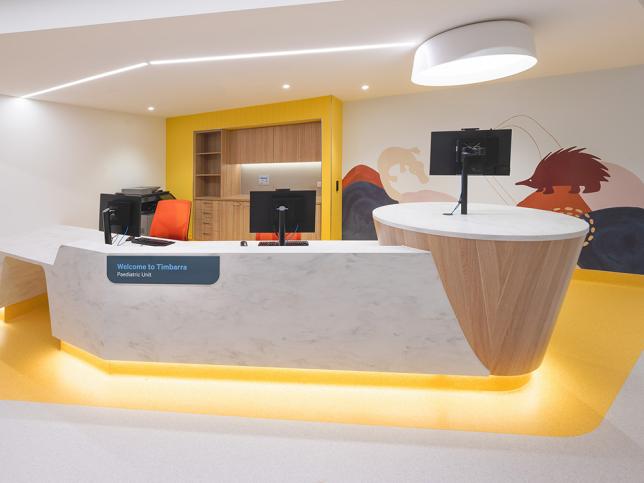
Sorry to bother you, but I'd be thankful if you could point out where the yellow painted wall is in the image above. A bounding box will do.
[166,96,343,239]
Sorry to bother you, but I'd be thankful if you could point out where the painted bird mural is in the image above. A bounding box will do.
[515,147,610,194]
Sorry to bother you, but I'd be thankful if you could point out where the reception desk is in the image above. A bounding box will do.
[0,203,588,377]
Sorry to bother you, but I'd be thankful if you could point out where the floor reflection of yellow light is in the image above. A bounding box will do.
[0,270,642,436]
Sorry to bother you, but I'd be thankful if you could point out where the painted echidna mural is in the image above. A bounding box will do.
[515,147,610,194]
[513,144,643,275]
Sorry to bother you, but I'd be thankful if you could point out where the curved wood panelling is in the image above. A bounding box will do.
[375,220,585,375]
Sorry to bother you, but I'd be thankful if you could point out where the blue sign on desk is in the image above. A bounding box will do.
[107,256,220,285]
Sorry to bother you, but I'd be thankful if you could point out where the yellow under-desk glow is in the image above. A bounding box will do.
[59,341,531,391]
[0,270,642,436]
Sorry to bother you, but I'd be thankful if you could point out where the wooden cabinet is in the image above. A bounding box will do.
[193,121,322,240]
[228,126,274,164]
[273,122,321,163]
[193,200,220,240]
[194,199,321,241]
[228,122,321,164]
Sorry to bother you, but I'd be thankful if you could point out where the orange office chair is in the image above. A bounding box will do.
[255,232,302,241]
[149,200,192,241]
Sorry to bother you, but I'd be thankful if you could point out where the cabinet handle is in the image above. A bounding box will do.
[336,180,339,192]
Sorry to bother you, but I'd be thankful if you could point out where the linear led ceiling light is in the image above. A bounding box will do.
[20,62,149,98]
[411,20,537,86]
[149,42,415,65]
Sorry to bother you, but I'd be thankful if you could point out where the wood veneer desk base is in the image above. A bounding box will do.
[374,205,587,376]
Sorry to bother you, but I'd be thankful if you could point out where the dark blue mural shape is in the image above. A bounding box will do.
[342,181,397,240]
[578,207,644,275]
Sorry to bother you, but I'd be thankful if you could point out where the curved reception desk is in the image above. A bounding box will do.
[374,202,589,375]
[0,202,588,378]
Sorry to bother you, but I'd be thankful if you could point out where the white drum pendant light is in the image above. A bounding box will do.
[411,20,537,86]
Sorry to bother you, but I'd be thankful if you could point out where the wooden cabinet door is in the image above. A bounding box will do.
[227,129,245,164]
[232,202,245,240]
[228,127,274,164]
[301,202,321,240]
[218,201,249,240]
[219,201,235,240]
[273,122,322,163]
[273,124,300,163]
[298,122,322,162]
[240,201,252,241]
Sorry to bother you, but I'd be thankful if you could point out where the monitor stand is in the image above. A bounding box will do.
[444,153,470,216]
[459,156,469,215]
[256,205,308,246]
[276,205,288,246]
[444,145,485,216]
[102,208,115,245]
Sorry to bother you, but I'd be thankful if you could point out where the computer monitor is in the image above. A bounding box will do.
[429,128,512,214]
[99,194,142,245]
[250,189,316,246]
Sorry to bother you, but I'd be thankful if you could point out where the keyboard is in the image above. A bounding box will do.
[258,240,309,247]
[130,237,175,247]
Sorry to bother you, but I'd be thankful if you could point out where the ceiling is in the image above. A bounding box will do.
[1,0,643,117]
[0,0,333,34]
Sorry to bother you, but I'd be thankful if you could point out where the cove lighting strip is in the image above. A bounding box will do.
[19,42,414,98]
[149,42,415,65]
[20,62,149,99]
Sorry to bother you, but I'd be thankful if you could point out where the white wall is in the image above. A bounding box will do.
[0,95,165,236]
[343,65,644,207]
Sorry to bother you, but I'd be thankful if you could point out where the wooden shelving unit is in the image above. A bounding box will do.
[194,130,222,199]
[193,122,322,241]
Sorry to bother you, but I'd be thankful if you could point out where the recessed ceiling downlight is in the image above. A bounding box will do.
[411,20,537,86]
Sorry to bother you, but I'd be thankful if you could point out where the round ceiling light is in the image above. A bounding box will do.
[411,20,537,86]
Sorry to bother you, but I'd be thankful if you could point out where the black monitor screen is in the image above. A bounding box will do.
[99,194,142,237]
[430,129,512,176]
[250,190,316,234]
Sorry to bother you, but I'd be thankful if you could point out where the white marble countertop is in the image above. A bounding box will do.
[0,225,101,265]
[373,202,590,241]
[0,225,425,266]
[68,239,424,255]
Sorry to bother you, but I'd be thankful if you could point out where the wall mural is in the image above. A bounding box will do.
[342,116,644,275]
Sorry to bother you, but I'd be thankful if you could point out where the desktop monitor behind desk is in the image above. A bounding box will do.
[99,194,142,245]
[250,189,316,246]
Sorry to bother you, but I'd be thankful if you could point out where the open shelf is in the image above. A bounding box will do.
[195,131,221,154]
[195,175,221,198]
[194,130,223,199]
[196,155,221,176]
